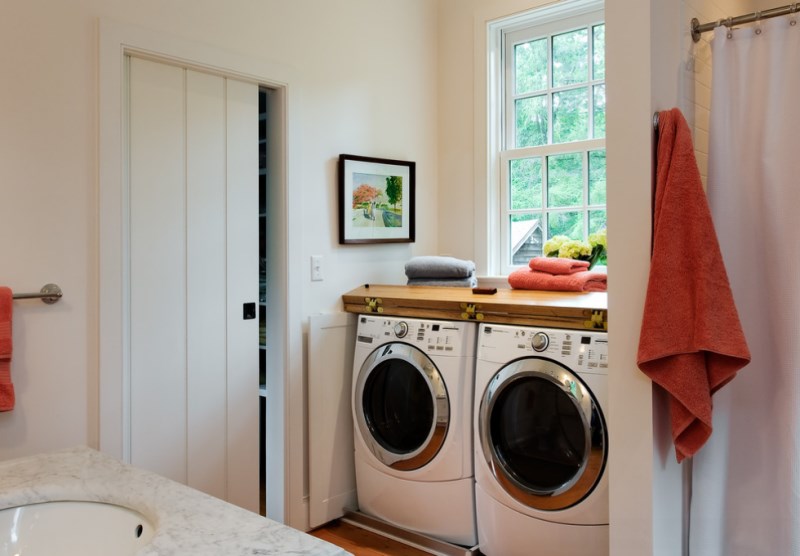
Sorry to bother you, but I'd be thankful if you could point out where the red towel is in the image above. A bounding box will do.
[0,287,13,412]
[528,257,590,275]
[637,108,750,462]
[508,268,606,292]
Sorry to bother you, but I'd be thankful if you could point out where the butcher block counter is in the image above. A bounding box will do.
[342,284,607,331]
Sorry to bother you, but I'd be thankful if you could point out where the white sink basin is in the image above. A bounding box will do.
[0,501,154,555]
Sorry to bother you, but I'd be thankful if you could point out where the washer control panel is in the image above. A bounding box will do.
[356,315,476,357]
[477,323,608,373]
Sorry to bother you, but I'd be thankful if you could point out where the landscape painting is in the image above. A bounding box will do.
[338,154,415,244]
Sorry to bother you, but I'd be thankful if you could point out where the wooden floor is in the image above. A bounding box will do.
[310,520,432,556]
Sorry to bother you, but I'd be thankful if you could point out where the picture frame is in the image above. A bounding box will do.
[338,154,416,244]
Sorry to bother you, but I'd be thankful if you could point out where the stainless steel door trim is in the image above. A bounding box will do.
[479,357,607,511]
[355,342,450,470]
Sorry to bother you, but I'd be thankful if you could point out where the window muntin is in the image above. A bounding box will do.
[498,7,605,275]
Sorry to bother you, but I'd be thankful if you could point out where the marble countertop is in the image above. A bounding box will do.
[0,446,351,555]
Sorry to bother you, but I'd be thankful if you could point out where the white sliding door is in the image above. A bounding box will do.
[128,56,258,512]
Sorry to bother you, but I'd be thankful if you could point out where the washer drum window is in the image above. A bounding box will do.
[479,357,607,511]
[355,343,450,471]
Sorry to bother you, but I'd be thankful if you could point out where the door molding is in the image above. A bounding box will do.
[98,18,304,526]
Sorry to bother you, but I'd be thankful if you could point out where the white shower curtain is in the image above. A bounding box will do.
[690,16,800,556]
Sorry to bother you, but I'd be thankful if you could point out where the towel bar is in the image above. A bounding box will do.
[12,284,63,304]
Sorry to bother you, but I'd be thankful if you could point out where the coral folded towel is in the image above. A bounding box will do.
[0,287,13,412]
[508,268,606,292]
[637,108,750,462]
[529,257,590,275]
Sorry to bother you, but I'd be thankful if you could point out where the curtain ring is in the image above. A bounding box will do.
[723,17,733,38]
[752,10,763,35]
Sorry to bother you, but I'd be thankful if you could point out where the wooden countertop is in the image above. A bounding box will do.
[342,284,607,331]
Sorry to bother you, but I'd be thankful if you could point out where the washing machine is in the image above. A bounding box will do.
[474,323,609,556]
[352,315,477,547]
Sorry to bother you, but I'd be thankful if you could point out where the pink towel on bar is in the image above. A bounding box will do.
[508,268,607,292]
[528,257,591,275]
[637,108,750,462]
[0,287,14,412]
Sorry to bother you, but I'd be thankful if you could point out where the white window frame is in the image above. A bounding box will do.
[487,0,605,276]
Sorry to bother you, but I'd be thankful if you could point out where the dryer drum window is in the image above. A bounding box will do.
[356,343,450,471]
[364,360,433,452]
[480,359,607,511]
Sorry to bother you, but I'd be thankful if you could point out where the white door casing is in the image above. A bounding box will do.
[99,19,304,525]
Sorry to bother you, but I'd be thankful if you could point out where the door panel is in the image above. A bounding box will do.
[128,56,258,512]
[225,77,259,512]
[186,69,227,501]
[129,57,187,483]
[308,312,357,528]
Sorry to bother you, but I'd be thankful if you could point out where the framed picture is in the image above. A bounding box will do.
[338,154,415,244]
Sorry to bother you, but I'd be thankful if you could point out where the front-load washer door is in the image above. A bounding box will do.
[479,357,607,511]
[355,342,449,471]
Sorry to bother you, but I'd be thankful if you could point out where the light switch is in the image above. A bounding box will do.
[311,255,323,281]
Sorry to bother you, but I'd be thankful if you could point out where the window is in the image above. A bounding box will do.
[491,1,605,275]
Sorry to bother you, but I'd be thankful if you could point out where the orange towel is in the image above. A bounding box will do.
[637,108,750,462]
[529,257,590,275]
[508,268,606,292]
[0,287,13,412]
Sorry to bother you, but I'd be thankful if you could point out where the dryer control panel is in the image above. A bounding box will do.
[355,315,477,358]
[477,323,608,373]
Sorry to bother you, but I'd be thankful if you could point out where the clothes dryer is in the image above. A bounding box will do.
[474,323,609,556]
[352,315,477,547]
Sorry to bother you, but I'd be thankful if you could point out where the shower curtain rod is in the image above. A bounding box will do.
[691,3,799,41]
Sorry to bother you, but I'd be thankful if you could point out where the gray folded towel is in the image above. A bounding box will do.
[407,272,478,288]
[404,256,476,279]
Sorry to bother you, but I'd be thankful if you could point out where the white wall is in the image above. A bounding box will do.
[435,0,700,553]
[436,0,480,263]
[604,0,667,552]
[0,0,438,492]
[434,2,668,552]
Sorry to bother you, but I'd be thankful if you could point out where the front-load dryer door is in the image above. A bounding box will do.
[479,357,607,511]
[355,342,449,471]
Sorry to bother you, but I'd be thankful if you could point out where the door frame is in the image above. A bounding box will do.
[98,18,304,526]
